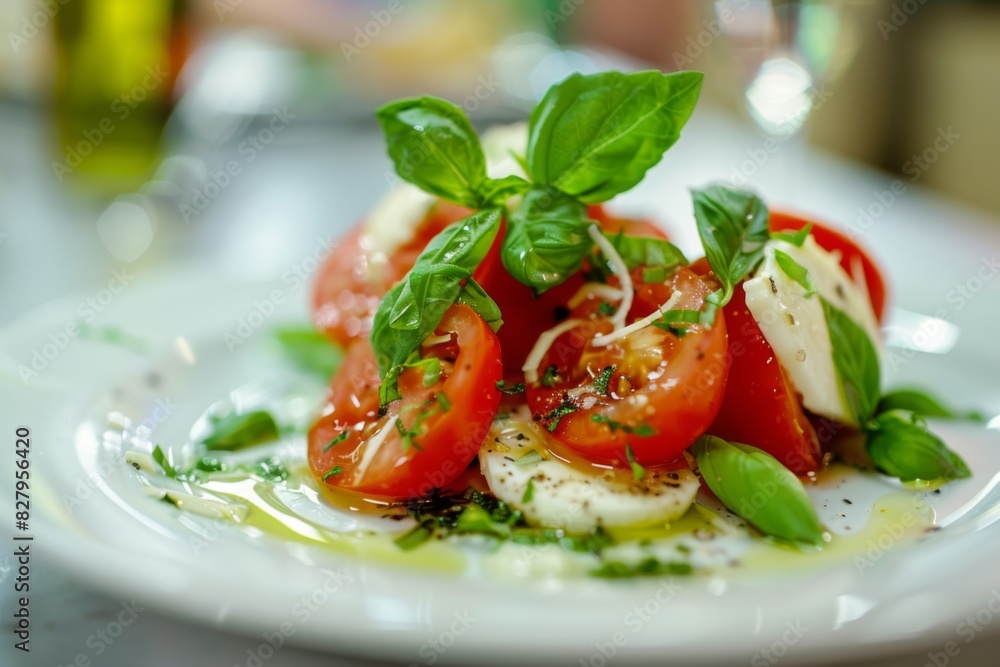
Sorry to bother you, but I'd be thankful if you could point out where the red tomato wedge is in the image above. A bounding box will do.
[770,211,888,322]
[525,267,729,468]
[307,304,502,500]
[707,275,822,474]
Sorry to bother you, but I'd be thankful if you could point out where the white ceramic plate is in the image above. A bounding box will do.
[3,255,1000,666]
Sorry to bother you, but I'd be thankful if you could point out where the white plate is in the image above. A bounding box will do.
[3,257,1000,667]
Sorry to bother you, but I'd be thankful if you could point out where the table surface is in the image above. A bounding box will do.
[2,100,999,667]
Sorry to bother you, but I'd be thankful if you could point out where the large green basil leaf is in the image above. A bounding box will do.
[867,410,971,483]
[692,435,824,545]
[527,70,703,203]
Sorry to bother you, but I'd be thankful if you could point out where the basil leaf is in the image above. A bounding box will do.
[691,435,824,545]
[691,184,770,305]
[773,248,818,297]
[527,70,703,203]
[273,327,343,379]
[203,411,281,451]
[867,410,971,482]
[771,223,812,247]
[605,231,687,271]
[501,187,594,292]
[377,96,488,208]
[823,298,880,424]
[479,174,532,205]
[455,277,503,332]
[371,208,502,403]
[877,388,985,423]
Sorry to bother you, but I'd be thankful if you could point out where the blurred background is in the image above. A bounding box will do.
[1,0,999,320]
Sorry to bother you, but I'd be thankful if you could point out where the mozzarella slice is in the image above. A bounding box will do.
[480,412,699,533]
[742,236,882,424]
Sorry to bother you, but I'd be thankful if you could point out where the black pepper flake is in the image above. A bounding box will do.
[843,499,853,505]
[769,276,778,294]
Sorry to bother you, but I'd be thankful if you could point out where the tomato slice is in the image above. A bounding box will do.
[307,304,502,499]
[524,267,729,468]
[770,211,888,322]
[707,275,823,474]
[587,204,666,239]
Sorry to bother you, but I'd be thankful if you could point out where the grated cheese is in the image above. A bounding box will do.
[521,318,585,384]
[587,225,633,330]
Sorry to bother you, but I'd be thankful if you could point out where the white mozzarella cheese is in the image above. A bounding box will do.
[742,236,881,424]
[480,412,699,533]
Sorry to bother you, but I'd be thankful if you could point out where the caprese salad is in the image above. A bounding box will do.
[306,70,970,555]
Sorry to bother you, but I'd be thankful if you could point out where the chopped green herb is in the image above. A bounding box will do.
[522,478,536,503]
[593,365,616,396]
[436,393,452,412]
[544,399,578,432]
[407,357,442,387]
[597,301,616,316]
[514,450,543,467]
[194,456,226,473]
[394,522,434,551]
[641,266,668,284]
[591,557,693,578]
[771,223,812,247]
[540,365,560,388]
[496,380,526,395]
[591,414,657,438]
[251,456,290,483]
[202,411,281,451]
[321,466,343,481]
[152,445,176,478]
[273,327,343,378]
[774,249,818,297]
[625,444,646,480]
[324,431,349,452]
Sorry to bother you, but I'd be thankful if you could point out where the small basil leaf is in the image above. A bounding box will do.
[605,231,687,271]
[866,410,971,482]
[203,411,281,451]
[376,96,488,207]
[273,327,343,379]
[771,223,812,247]
[479,174,532,206]
[877,388,985,423]
[501,187,594,292]
[823,298,880,424]
[370,209,502,402]
[773,248,818,297]
[692,435,824,545]
[527,70,704,203]
[691,184,770,305]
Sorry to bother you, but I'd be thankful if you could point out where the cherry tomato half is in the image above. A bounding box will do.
[525,266,729,468]
[307,304,502,500]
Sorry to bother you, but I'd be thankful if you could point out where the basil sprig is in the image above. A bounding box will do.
[692,435,824,545]
[823,299,970,482]
[691,184,770,306]
[371,71,705,400]
[377,97,529,208]
[527,70,703,203]
[370,208,502,404]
